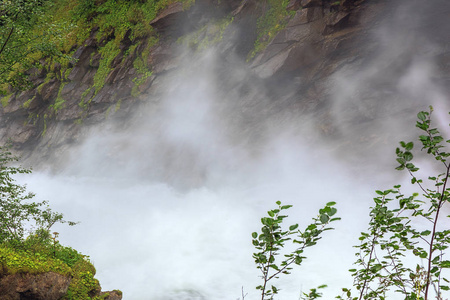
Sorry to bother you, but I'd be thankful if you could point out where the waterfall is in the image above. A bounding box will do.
[17,0,450,299]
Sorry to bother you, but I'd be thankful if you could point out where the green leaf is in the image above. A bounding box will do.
[252,232,258,239]
[320,214,329,224]
[396,158,405,165]
[289,224,299,231]
[306,224,317,231]
[441,261,450,268]
[326,201,336,206]
[329,207,337,216]
[281,205,293,210]
[404,152,413,161]
[417,111,427,121]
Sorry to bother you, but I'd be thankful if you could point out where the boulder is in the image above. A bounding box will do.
[0,272,71,300]
[100,290,123,300]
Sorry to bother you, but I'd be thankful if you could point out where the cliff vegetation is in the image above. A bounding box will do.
[0,145,121,299]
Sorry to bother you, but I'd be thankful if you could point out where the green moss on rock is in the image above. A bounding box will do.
[249,0,295,59]
[0,238,109,300]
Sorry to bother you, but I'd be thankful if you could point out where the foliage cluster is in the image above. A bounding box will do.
[252,108,450,300]
[1,235,104,300]
[249,0,295,59]
[0,242,71,276]
[67,0,194,104]
[0,145,109,299]
[0,145,76,244]
[0,0,195,108]
[0,0,74,94]
[252,201,339,300]
[336,108,450,300]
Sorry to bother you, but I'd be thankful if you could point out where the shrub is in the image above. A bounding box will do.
[252,201,339,299]
[0,145,76,244]
[339,107,450,300]
[253,108,450,300]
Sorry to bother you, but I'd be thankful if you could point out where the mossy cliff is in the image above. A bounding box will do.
[1,0,450,170]
[0,241,122,300]
[0,0,381,164]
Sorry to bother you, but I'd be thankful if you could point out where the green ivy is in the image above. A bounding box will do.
[249,0,295,59]
[94,41,121,95]
[50,82,67,114]
[0,94,13,108]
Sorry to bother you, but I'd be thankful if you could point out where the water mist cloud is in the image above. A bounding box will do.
[17,1,450,299]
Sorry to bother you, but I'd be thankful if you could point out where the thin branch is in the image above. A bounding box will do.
[424,163,450,299]
[408,169,431,197]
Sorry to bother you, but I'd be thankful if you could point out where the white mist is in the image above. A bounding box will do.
[15,1,450,299]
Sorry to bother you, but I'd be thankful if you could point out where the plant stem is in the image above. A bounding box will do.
[358,234,377,300]
[359,197,387,300]
[261,248,273,300]
[0,13,18,57]
[424,163,450,299]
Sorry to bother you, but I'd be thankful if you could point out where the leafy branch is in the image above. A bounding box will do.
[339,107,450,300]
[252,201,339,300]
[0,144,76,245]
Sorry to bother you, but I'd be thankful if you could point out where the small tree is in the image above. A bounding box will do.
[339,107,450,300]
[252,201,340,300]
[0,0,73,93]
[0,144,75,245]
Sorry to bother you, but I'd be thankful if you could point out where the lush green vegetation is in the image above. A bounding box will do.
[0,0,194,102]
[0,145,115,299]
[0,0,303,110]
[0,0,73,94]
[0,235,112,300]
[0,0,301,98]
[252,108,450,300]
[249,0,295,59]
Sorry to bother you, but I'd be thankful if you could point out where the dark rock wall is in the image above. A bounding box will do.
[0,0,449,167]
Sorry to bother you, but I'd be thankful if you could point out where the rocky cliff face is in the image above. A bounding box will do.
[1,1,449,297]
[0,272,70,300]
[0,0,449,167]
[0,271,122,300]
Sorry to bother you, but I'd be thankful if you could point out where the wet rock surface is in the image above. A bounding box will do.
[0,272,70,300]
[0,271,123,300]
[0,0,449,168]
